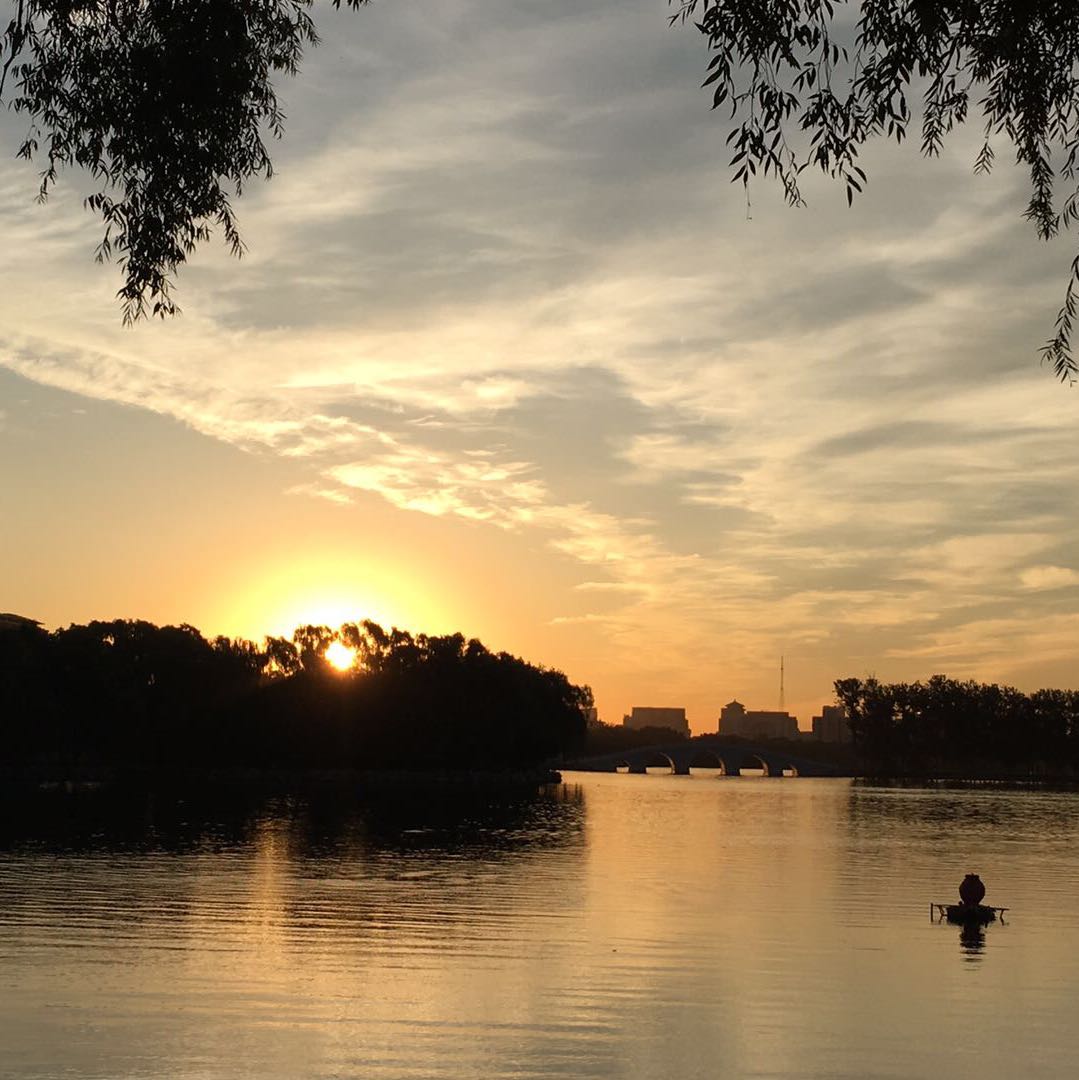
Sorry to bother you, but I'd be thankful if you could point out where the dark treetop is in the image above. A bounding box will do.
[837,673,1079,778]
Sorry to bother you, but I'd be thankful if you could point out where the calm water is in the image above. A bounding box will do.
[3,774,1079,1079]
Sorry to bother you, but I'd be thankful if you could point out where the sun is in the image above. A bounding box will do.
[324,641,356,672]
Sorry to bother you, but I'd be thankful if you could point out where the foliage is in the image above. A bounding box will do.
[0,0,366,322]
[672,0,1079,380]
[0,617,591,775]
[582,720,689,757]
[835,674,1079,777]
[5,0,1079,376]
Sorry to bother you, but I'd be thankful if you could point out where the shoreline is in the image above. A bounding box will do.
[0,765,564,796]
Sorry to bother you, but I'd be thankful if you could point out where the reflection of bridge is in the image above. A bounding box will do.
[568,737,839,777]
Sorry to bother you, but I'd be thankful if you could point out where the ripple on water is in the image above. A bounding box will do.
[2,778,1079,1078]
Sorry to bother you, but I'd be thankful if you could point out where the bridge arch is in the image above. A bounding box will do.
[644,750,675,774]
[739,753,771,777]
[687,747,727,776]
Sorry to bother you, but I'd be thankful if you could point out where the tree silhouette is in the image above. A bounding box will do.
[673,0,1079,380]
[291,623,335,671]
[0,0,367,322]
[4,0,1079,377]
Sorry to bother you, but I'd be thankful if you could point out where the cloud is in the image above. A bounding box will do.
[329,447,543,524]
[1019,565,1079,591]
[285,483,354,506]
[617,432,742,486]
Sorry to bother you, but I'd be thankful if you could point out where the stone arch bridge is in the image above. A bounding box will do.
[568,736,839,777]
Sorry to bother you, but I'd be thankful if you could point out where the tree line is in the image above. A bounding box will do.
[836,675,1079,779]
[0,618,592,778]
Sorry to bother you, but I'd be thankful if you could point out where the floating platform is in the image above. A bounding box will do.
[931,903,1007,924]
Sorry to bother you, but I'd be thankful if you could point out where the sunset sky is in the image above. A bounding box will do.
[3,0,1078,733]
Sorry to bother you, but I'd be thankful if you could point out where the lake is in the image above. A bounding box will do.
[3,773,1079,1078]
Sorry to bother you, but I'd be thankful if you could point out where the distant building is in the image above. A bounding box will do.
[811,704,852,743]
[718,700,798,740]
[623,706,689,736]
[584,706,600,727]
[0,613,42,633]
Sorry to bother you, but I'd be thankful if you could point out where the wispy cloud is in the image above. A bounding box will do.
[1020,565,1079,591]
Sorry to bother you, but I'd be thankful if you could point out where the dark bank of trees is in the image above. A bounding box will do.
[0,617,591,779]
[836,675,1079,779]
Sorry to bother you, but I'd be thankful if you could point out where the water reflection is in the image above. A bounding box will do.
[0,782,594,1080]
[4,777,1079,1079]
[930,904,994,963]
[0,783,586,860]
[959,921,987,960]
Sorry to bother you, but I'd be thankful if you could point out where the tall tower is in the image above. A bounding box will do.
[779,655,785,712]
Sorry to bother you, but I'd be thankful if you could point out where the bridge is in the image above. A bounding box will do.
[566,736,840,777]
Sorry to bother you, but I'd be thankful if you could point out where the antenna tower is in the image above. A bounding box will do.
[779,655,785,712]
